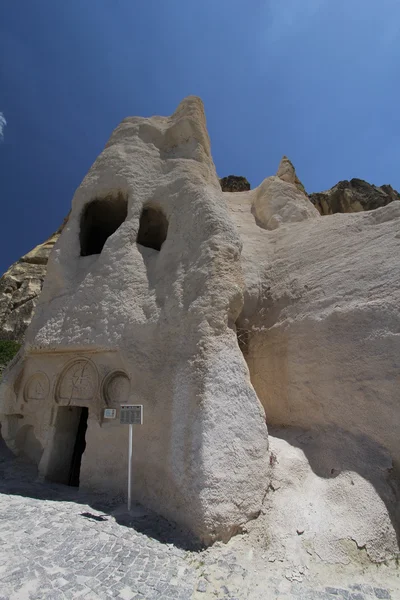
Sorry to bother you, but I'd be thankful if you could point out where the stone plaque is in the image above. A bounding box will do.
[103,370,130,406]
[24,372,50,402]
[56,359,97,404]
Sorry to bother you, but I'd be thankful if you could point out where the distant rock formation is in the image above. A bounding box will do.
[220,175,250,192]
[0,215,68,343]
[250,156,318,230]
[309,178,400,215]
[0,234,58,343]
[276,155,307,195]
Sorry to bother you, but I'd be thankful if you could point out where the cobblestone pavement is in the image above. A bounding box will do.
[0,444,398,600]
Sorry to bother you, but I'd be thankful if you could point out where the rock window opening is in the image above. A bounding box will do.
[137,206,168,251]
[80,192,128,256]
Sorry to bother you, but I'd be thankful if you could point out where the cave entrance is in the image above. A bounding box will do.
[137,205,168,251]
[80,192,128,256]
[45,406,88,487]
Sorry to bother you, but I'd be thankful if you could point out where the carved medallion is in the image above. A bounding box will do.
[56,358,98,404]
[103,370,130,406]
[24,372,50,402]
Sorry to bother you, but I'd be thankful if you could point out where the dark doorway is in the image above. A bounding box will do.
[68,407,88,487]
[45,406,88,487]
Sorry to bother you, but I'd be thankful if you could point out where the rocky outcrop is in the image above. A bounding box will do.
[251,156,319,230]
[276,155,307,195]
[0,234,59,343]
[309,178,400,215]
[0,216,68,343]
[220,175,250,192]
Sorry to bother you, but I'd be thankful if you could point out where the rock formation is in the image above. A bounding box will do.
[0,234,58,344]
[0,98,269,545]
[3,176,397,346]
[276,155,307,194]
[0,98,399,561]
[220,175,250,192]
[309,178,400,215]
[225,164,400,561]
[251,156,318,230]
[0,216,68,343]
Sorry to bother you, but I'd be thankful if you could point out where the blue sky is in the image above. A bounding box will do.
[1,0,400,272]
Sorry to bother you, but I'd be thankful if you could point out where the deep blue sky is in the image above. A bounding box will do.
[1,0,400,273]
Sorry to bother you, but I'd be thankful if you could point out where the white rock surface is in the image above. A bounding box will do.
[262,430,398,564]
[252,158,319,230]
[1,96,399,560]
[0,97,269,544]
[226,182,400,560]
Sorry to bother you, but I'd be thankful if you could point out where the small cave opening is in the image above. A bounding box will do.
[137,205,168,251]
[80,192,128,257]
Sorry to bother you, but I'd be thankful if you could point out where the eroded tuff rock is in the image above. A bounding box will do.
[309,178,400,215]
[0,99,399,560]
[251,156,318,230]
[0,97,269,545]
[222,156,400,560]
[220,175,250,192]
[276,155,307,194]
[3,173,398,346]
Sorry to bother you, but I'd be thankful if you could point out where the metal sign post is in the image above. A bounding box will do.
[128,423,133,511]
[120,405,143,512]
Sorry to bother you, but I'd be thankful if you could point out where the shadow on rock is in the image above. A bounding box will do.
[270,425,400,550]
[0,432,203,552]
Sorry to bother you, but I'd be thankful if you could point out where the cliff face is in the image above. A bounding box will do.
[309,178,400,215]
[0,215,68,344]
[0,233,59,343]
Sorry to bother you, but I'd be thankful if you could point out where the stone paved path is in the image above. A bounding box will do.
[0,443,398,600]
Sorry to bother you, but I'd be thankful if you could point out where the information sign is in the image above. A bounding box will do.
[103,408,116,419]
[120,404,143,425]
[120,404,143,512]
